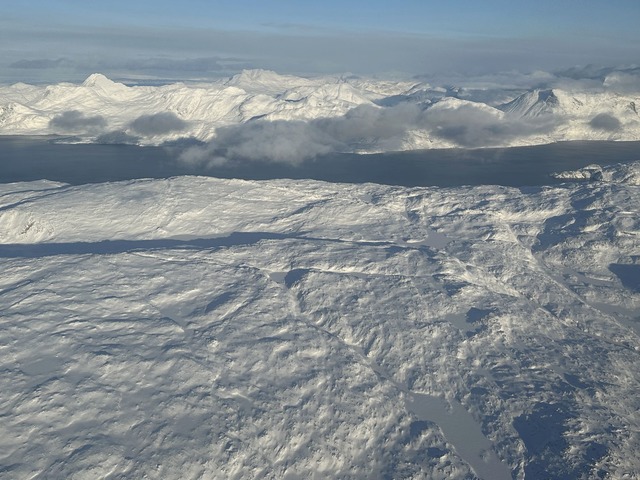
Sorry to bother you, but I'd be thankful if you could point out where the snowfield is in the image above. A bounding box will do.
[0,70,639,153]
[1,162,639,479]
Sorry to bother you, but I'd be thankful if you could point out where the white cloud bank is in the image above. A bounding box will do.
[180,102,559,166]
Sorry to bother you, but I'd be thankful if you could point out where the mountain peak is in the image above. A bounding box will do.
[82,73,116,88]
[226,69,313,95]
[499,88,559,117]
[234,69,280,80]
[535,88,558,103]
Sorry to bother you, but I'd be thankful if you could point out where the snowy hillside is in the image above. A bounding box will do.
[1,162,639,478]
[1,70,639,152]
[499,88,640,142]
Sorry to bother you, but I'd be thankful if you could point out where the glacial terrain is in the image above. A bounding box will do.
[1,160,639,479]
[1,69,639,157]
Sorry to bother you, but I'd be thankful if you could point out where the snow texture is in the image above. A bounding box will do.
[1,70,639,153]
[1,161,639,479]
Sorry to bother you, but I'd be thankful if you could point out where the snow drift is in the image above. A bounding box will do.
[0,161,639,478]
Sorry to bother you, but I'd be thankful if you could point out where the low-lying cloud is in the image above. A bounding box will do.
[129,112,188,136]
[123,57,226,74]
[589,113,621,132]
[95,130,141,145]
[603,71,640,94]
[49,110,107,133]
[425,103,557,147]
[178,120,336,167]
[180,102,559,167]
[10,58,74,70]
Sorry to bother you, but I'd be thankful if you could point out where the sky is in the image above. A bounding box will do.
[1,0,639,83]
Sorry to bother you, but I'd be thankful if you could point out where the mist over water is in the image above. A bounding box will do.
[1,136,639,187]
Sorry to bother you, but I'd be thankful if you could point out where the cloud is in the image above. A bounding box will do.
[129,112,188,136]
[9,58,73,69]
[548,65,640,93]
[179,101,559,166]
[121,56,243,74]
[424,102,557,147]
[420,70,559,91]
[180,103,428,167]
[323,103,423,144]
[49,110,107,132]
[4,53,252,84]
[589,113,621,132]
[603,71,640,93]
[95,130,141,145]
[3,16,639,85]
[179,120,337,167]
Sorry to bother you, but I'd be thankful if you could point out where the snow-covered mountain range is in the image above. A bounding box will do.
[1,161,639,478]
[1,68,639,478]
[1,70,639,154]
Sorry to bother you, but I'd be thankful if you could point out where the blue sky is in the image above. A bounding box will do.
[1,0,639,83]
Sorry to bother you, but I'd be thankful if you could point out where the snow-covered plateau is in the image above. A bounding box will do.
[1,160,639,478]
[1,70,639,154]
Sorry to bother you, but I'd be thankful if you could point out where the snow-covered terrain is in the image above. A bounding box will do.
[1,161,639,478]
[1,70,639,154]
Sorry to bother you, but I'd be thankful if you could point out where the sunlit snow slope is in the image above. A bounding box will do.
[1,70,639,150]
[1,162,639,479]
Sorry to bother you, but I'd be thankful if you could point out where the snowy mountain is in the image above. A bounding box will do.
[499,89,560,117]
[224,69,318,95]
[500,87,640,121]
[498,88,640,141]
[1,70,639,151]
[1,161,639,478]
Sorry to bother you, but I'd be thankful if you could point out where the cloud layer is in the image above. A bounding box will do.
[3,11,639,85]
[129,112,188,136]
[180,102,558,166]
[49,110,107,133]
[95,130,141,145]
[589,113,622,132]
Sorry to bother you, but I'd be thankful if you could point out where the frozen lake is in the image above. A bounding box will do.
[1,136,639,186]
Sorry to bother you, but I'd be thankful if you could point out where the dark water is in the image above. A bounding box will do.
[1,136,639,187]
